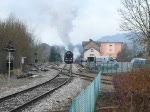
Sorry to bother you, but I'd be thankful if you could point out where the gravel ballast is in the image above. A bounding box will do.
[0,64,92,112]
[0,65,60,98]
[23,78,85,112]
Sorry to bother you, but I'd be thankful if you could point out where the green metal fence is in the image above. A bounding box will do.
[69,71,101,112]
[85,62,150,74]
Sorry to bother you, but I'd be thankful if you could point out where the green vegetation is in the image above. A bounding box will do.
[49,46,62,62]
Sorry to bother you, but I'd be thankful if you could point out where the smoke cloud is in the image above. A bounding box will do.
[45,0,78,51]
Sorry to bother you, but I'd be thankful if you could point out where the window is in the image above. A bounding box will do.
[90,54,94,56]
[91,48,94,52]
[109,49,112,51]
[109,44,112,46]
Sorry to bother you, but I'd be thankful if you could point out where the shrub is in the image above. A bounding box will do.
[113,69,150,112]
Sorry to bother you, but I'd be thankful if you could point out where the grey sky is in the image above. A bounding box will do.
[0,0,122,46]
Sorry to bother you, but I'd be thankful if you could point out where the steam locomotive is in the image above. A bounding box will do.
[64,51,73,64]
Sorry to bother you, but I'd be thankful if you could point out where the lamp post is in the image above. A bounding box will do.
[5,41,16,86]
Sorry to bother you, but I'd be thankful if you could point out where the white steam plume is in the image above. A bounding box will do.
[45,0,78,51]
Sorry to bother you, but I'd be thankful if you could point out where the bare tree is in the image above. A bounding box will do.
[119,0,150,60]
[0,14,37,73]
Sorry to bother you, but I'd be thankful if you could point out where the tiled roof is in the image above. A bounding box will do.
[84,47,100,53]
[82,39,101,46]
[82,39,100,52]
[100,42,123,44]
[82,41,123,46]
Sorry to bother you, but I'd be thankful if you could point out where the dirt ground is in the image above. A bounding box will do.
[85,73,115,91]
[95,74,123,112]
[80,71,122,112]
[82,71,119,111]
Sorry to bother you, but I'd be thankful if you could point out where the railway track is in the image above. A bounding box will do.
[101,78,113,85]
[0,64,72,112]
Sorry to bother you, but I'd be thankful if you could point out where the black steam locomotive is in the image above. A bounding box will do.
[64,51,73,64]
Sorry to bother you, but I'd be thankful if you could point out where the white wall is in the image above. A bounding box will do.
[84,48,100,59]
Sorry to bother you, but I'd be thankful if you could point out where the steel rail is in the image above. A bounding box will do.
[62,72,93,81]
[9,64,72,112]
[51,64,94,79]
[0,64,67,103]
[101,81,113,85]
[49,66,70,72]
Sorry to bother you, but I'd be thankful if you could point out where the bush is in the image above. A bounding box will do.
[113,69,150,112]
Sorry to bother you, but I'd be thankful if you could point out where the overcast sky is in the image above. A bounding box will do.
[0,0,122,46]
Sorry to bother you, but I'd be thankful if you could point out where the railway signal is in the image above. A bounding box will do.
[5,41,16,86]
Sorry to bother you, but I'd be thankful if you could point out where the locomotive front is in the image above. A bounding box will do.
[64,51,73,64]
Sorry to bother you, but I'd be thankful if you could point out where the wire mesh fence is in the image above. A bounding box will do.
[69,71,101,112]
[83,62,150,74]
